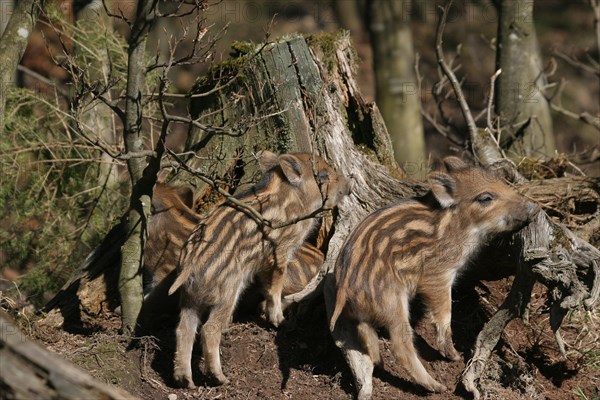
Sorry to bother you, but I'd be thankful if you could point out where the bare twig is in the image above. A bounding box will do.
[16,65,70,99]
[551,104,600,131]
[546,79,600,131]
[435,1,478,142]
[116,150,156,160]
[553,50,600,76]
[486,69,502,132]
[415,53,465,147]
[160,111,246,136]
[101,0,132,26]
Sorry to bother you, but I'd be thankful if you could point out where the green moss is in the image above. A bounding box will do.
[192,41,263,93]
[306,30,348,56]
[276,121,294,154]
[306,30,356,73]
[551,223,572,249]
[230,40,259,56]
[517,155,569,180]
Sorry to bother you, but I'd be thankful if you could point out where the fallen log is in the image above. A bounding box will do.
[0,311,137,399]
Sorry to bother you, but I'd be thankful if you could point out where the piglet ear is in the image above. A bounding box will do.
[151,183,167,212]
[278,154,303,186]
[175,185,195,209]
[428,172,457,208]
[258,150,280,173]
[443,156,468,173]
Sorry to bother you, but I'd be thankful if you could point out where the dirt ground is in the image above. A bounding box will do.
[23,275,598,400]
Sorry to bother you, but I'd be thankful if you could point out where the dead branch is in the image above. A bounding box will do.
[486,69,502,133]
[553,50,600,77]
[435,3,478,142]
[546,80,600,131]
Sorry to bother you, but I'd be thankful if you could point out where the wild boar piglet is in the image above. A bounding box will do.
[170,151,351,388]
[330,156,539,398]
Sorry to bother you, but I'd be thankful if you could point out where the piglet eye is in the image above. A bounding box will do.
[476,192,495,205]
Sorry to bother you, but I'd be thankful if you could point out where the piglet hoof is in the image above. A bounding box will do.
[426,380,448,393]
[173,373,195,389]
[211,373,230,386]
[269,311,285,328]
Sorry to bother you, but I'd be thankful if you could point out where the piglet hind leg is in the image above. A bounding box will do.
[173,307,200,389]
[357,321,382,367]
[421,284,461,361]
[388,300,447,392]
[332,316,375,400]
[201,302,236,385]
[325,277,374,400]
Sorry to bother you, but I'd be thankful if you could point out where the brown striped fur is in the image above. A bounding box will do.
[281,243,324,294]
[170,151,350,388]
[142,184,326,319]
[330,157,539,396]
[145,183,200,291]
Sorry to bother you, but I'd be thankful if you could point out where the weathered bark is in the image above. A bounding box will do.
[368,0,426,175]
[0,0,13,36]
[0,311,138,400]
[183,32,401,200]
[119,0,157,333]
[520,176,599,204]
[495,0,556,158]
[0,0,42,137]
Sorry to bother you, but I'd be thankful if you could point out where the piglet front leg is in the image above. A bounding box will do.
[264,257,287,327]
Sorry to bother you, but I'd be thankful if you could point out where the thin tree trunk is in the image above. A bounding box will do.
[495,0,556,158]
[119,0,156,334]
[368,0,425,176]
[76,0,119,188]
[0,0,42,136]
[0,311,138,399]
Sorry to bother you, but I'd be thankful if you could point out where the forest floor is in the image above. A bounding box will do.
[19,276,598,400]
